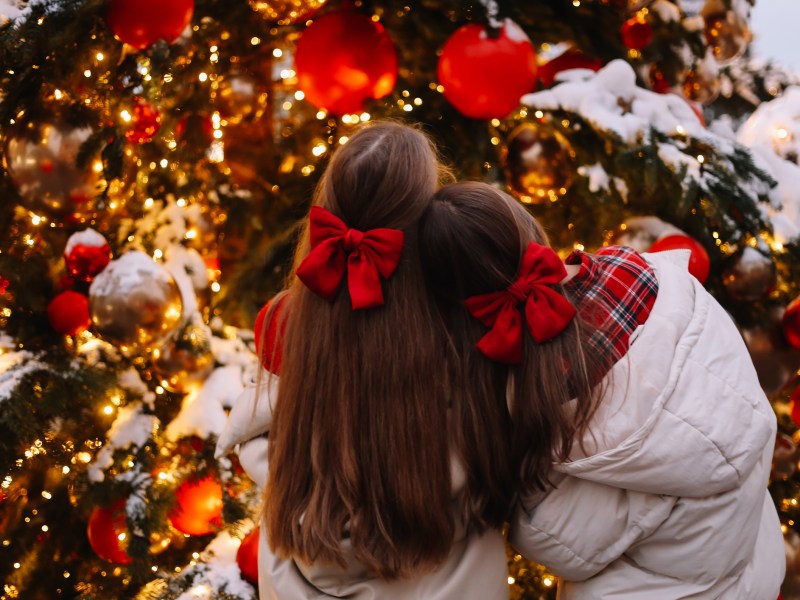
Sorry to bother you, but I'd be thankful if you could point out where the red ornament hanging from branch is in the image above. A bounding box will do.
[48,290,91,336]
[295,9,398,115]
[782,296,800,351]
[438,19,537,119]
[649,234,711,284]
[123,98,162,144]
[65,228,112,282]
[106,0,194,50]
[168,475,223,536]
[621,14,653,51]
[237,527,260,585]
[87,499,133,564]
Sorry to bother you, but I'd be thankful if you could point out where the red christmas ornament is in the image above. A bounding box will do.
[236,527,260,585]
[782,296,800,351]
[0,276,9,296]
[124,99,162,144]
[168,475,223,536]
[538,49,603,88]
[649,65,672,94]
[106,0,194,50]
[295,10,398,115]
[48,290,91,336]
[175,114,214,149]
[438,20,537,120]
[649,234,710,284]
[65,229,112,282]
[621,15,653,51]
[87,498,133,564]
[791,385,800,428]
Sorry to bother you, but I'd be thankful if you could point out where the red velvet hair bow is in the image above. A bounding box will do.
[296,206,405,310]
[465,241,576,364]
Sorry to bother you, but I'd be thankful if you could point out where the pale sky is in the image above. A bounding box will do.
[750,1,800,72]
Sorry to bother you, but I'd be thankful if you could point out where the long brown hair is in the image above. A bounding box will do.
[418,181,606,493]
[262,124,515,579]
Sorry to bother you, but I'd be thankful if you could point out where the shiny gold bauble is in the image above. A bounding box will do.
[682,66,720,105]
[504,123,575,204]
[152,322,215,391]
[249,0,326,24]
[704,10,750,66]
[722,246,776,302]
[4,124,104,217]
[89,251,183,351]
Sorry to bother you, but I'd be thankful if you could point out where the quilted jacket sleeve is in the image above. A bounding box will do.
[509,474,677,581]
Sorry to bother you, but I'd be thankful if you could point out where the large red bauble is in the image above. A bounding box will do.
[295,10,397,115]
[168,475,223,536]
[106,0,194,50]
[48,290,91,336]
[438,20,537,119]
[538,50,603,87]
[782,296,800,351]
[649,234,710,284]
[236,527,260,585]
[621,16,653,50]
[87,499,133,564]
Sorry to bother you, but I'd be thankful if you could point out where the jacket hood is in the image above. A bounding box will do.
[557,250,776,498]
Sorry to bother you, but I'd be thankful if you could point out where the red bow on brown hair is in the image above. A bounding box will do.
[465,241,576,364]
[296,206,405,310]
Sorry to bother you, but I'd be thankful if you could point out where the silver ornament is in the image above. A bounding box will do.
[4,124,104,216]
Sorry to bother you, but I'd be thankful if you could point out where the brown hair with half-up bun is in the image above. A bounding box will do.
[262,124,515,580]
[418,181,608,493]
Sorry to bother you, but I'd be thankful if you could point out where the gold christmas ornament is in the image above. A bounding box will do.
[722,246,776,302]
[704,10,750,66]
[682,65,720,105]
[503,123,575,204]
[249,0,326,24]
[4,123,104,217]
[89,251,183,350]
[152,322,215,391]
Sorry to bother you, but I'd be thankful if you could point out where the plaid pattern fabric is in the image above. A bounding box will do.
[562,245,659,365]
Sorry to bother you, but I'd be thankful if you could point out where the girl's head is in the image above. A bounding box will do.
[419,181,603,492]
[264,123,513,579]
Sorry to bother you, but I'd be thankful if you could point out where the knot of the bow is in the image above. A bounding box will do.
[343,228,364,252]
[506,280,530,303]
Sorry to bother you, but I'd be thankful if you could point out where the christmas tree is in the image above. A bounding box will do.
[1,0,799,598]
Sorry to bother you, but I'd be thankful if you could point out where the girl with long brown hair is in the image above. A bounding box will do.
[417,181,784,599]
[216,124,515,598]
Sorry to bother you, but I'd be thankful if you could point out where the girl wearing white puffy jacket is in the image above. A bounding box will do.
[418,181,785,599]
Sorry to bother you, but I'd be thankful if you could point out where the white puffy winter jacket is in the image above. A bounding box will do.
[509,250,785,599]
